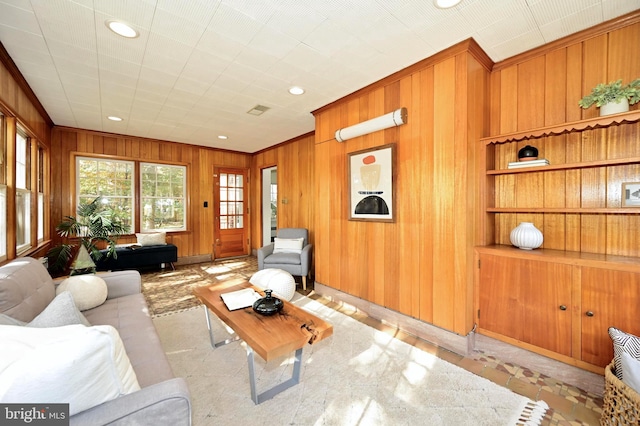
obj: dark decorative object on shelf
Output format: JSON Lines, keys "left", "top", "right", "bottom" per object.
{"left": 518, "top": 145, "right": 539, "bottom": 161}
{"left": 253, "top": 289, "right": 283, "bottom": 316}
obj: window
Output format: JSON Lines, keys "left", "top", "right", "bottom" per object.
{"left": 37, "top": 145, "right": 45, "bottom": 242}
{"left": 219, "top": 172, "right": 243, "bottom": 229}
{"left": 15, "top": 131, "right": 31, "bottom": 252}
{"left": 141, "top": 163, "right": 186, "bottom": 232}
{"left": 76, "top": 157, "right": 134, "bottom": 233}
{"left": 0, "top": 113, "right": 5, "bottom": 261}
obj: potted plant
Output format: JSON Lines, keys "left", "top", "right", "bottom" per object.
{"left": 47, "top": 197, "right": 127, "bottom": 276}
{"left": 578, "top": 78, "right": 640, "bottom": 116}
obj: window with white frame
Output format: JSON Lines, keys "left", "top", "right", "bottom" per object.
{"left": 0, "top": 113, "right": 5, "bottom": 261}
{"left": 15, "top": 130, "right": 31, "bottom": 252}
{"left": 37, "top": 145, "right": 45, "bottom": 242}
{"left": 140, "top": 163, "right": 186, "bottom": 232}
{"left": 76, "top": 157, "right": 134, "bottom": 233}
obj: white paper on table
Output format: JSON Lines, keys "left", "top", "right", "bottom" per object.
{"left": 220, "top": 288, "right": 261, "bottom": 311}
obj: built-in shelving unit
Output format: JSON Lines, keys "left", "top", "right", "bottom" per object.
{"left": 476, "top": 109, "right": 640, "bottom": 373}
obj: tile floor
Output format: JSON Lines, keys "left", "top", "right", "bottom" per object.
{"left": 305, "top": 292, "right": 605, "bottom": 425}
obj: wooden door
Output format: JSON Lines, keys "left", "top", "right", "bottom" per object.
{"left": 581, "top": 268, "right": 640, "bottom": 367}
{"left": 214, "top": 167, "right": 249, "bottom": 259}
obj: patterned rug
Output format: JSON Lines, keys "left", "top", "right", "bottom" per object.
{"left": 140, "top": 256, "right": 258, "bottom": 316}
{"left": 153, "top": 295, "right": 549, "bottom": 425}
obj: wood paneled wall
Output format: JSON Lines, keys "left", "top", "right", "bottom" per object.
{"left": 488, "top": 12, "right": 640, "bottom": 256}
{"left": 312, "top": 40, "right": 491, "bottom": 335}
{"left": 0, "top": 56, "right": 51, "bottom": 146}
{"left": 50, "top": 127, "right": 251, "bottom": 259}
{"left": 250, "top": 132, "right": 315, "bottom": 249}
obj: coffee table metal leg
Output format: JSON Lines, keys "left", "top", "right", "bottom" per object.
{"left": 246, "top": 346, "right": 303, "bottom": 404}
{"left": 203, "top": 306, "right": 239, "bottom": 348}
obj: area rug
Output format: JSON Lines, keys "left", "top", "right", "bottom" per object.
{"left": 140, "top": 257, "right": 257, "bottom": 316}
{"left": 153, "top": 295, "right": 548, "bottom": 426}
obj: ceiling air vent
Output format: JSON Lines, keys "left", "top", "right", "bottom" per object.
{"left": 247, "top": 105, "right": 270, "bottom": 116}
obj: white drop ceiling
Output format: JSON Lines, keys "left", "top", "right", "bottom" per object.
{"left": 0, "top": 0, "right": 637, "bottom": 153}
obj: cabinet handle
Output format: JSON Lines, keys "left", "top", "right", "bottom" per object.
{"left": 585, "top": 311, "right": 594, "bottom": 317}
{"left": 559, "top": 305, "right": 567, "bottom": 311}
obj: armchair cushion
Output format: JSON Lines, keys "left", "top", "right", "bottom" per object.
{"left": 273, "top": 237, "right": 304, "bottom": 254}
{"left": 264, "top": 252, "right": 303, "bottom": 265}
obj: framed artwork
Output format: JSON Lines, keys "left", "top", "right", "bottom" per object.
{"left": 348, "top": 143, "right": 396, "bottom": 222}
{"left": 622, "top": 182, "right": 640, "bottom": 207}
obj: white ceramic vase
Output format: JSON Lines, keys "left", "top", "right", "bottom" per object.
{"left": 510, "top": 222, "right": 543, "bottom": 250}
{"left": 600, "top": 98, "right": 629, "bottom": 116}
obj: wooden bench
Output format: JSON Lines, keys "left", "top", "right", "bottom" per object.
{"left": 96, "top": 244, "right": 178, "bottom": 271}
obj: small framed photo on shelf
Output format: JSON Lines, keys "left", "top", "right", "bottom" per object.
{"left": 622, "top": 182, "right": 640, "bottom": 207}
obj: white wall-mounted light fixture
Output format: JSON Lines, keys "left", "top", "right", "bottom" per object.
{"left": 335, "top": 107, "right": 407, "bottom": 142}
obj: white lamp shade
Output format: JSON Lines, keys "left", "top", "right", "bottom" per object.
{"left": 335, "top": 107, "right": 407, "bottom": 142}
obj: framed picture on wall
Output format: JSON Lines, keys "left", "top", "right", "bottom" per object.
{"left": 623, "top": 182, "right": 640, "bottom": 207}
{"left": 348, "top": 143, "right": 396, "bottom": 222}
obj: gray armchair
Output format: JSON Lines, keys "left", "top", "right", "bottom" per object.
{"left": 257, "top": 228, "right": 312, "bottom": 290}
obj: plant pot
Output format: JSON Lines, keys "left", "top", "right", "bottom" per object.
{"left": 600, "top": 98, "right": 629, "bottom": 116}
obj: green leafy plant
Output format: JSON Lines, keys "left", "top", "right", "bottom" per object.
{"left": 47, "top": 197, "right": 127, "bottom": 276}
{"left": 578, "top": 78, "right": 640, "bottom": 109}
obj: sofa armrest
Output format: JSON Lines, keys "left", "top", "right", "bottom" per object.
{"left": 99, "top": 270, "right": 142, "bottom": 299}
{"left": 257, "top": 244, "right": 274, "bottom": 269}
{"left": 70, "top": 378, "right": 191, "bottom": 426}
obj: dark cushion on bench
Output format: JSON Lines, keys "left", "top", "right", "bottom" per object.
{"left": 96, "top": 244, "right": 178, "bottom": 271}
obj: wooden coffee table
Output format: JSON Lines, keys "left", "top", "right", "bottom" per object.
{"left": 193, "top": 279, "right": 333, "bottom": 404}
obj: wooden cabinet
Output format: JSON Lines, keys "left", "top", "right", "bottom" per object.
{"left": 478, "top": 252, "right": 572, "bottom": 356}
{"left": 477, "top": 111, "right": 640, "bottom": 373}
{"left": 477, "top": 246, "right": 640, "bottom": 373}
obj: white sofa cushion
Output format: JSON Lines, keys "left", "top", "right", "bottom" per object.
{"left": 27, "top": 291, "right": 90, "bottom": 327}
{"left": 57, "top": 275, "right": 108, "bottom": 311}
{"left": 273, "top": 237, "right": 304, "bottom": 254}
{"left": 136, "top": 232, "right": 167, "bottom": 246}
{"left": 0, "top": 324, "right": 141, "bottom": 416}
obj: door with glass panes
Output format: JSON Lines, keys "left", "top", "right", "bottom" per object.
{"left": 214, "top": 168, "right": 249, "bottom": 259}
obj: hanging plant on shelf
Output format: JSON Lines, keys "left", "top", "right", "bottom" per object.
{"left": 47, "top": 197, "right": 127, "bottom": 277}
{"left": 578, "top": 78, "right": 640, "bottom": 116}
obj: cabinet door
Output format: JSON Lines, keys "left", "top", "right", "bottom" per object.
{"left": 479, "top": 254, "right": 524, "bottom": 340}
{"left": 479, "top": 254, "right": 572, "bottom": 355}
{"left": 581, "top": 268, "right": 640, "bottom": 367}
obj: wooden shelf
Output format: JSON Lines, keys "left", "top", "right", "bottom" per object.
{"left": 487, "top": 207, "right": 640, "bottom": 214}
{"left": 487, "top": 156, "right": 640, "bottom": 175}
{"left": 481, "top": 110, "right": 640, "bottom": 145}
{"left": 476, "top": 244, "right": 640, "bottom": 272}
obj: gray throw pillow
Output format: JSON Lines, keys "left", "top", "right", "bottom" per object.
{"left": 28, "top": 291, "right": 91, "bottom": 328}
{"left": 0, "top": 314, "right": 26, "bottom": 326}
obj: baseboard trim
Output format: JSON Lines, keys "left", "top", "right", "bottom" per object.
{"left": 313, "top": 282, "right": 471, "bottom": 356}
{"left": 175, "top": 254, "right": 211, "bottom": 265}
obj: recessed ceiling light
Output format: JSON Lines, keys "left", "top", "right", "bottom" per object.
{"left": 218, "top": 135, "right": 228, "bottom": 140}
{"left": 289, "top": 86, "right": 305, "bottom": 95}
{"left": 434, "top": 0, "right": 462, "bottom": 9}
{"left": 107, "top": 116, "right": 123, "bottom": 121}
{"left": 105, "top": 20, "right": 139, "bottom": 38}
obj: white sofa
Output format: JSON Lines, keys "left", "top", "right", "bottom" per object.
{"left": 0, "top": 257, "right": 191, "bottom": 425}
